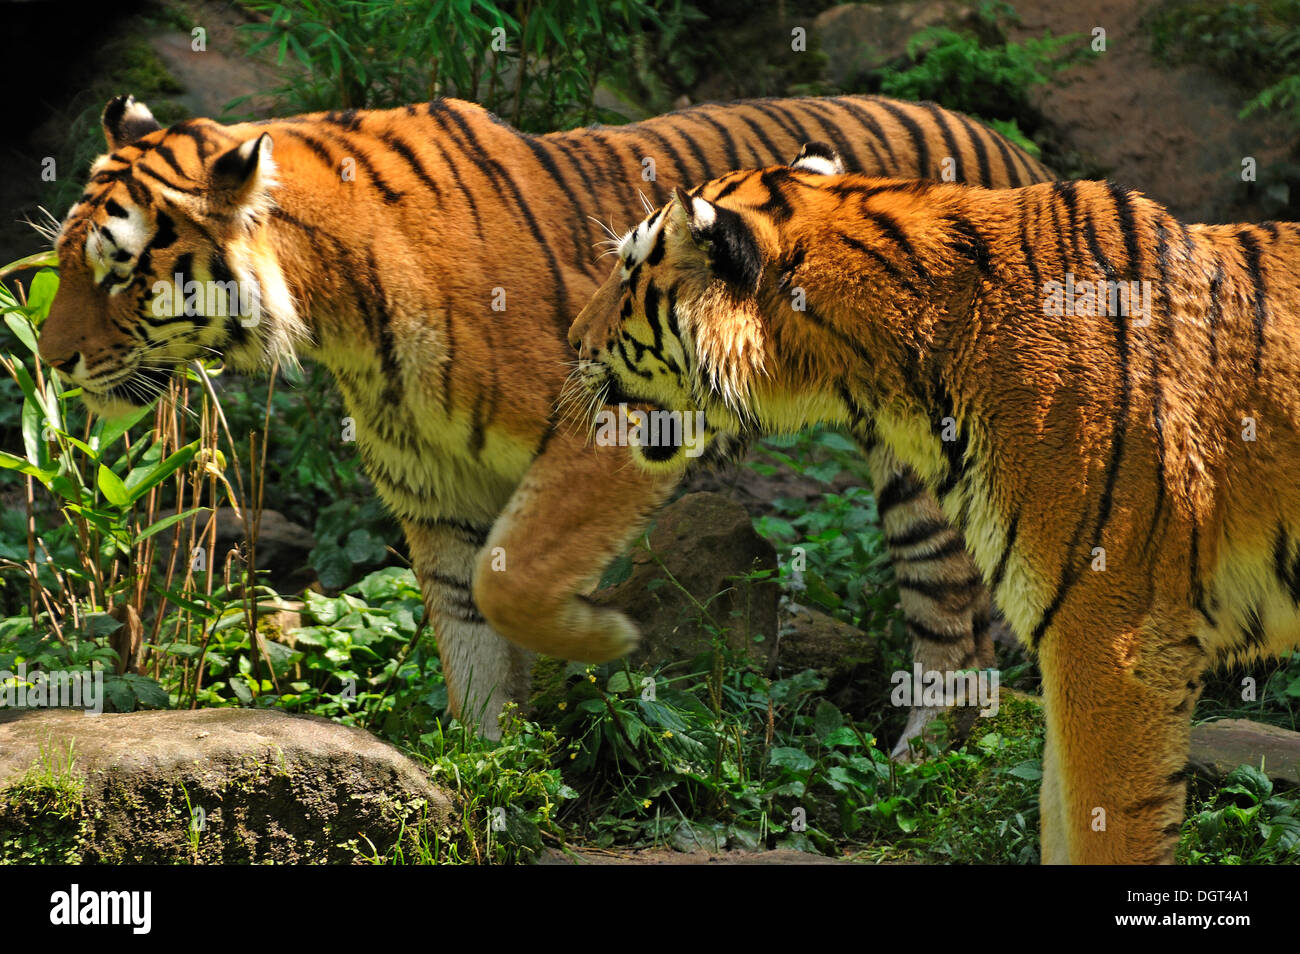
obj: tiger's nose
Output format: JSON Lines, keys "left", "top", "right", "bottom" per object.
{"left": 44, "top": 351, "right": 81, "bottom": 376}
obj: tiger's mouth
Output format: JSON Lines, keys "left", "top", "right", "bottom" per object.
{"left": 81, "top": 366, "right": 175, "bottom": 416}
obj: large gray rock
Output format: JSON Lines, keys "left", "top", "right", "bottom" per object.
{"left": 1189, "top": 719, "right": 1300, "bottom": 789}
{"left": 596, "top": 492, "right": 780, "bottom": 666}
{"left": 0, "top": 708, "right": 456, "bottom": 863}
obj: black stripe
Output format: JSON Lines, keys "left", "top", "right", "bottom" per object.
{"left": 863, "top": 208, "right": 930, "bottom": 283}
{"left": 1206, "top": 257, "right": 1224, "bottom": 366}
{"left": 376, "top": 130, "right": 444, "bottom": 205}
{"left": 795, "top": 100, "right": 869, "bottom": 173}
{"left": 876, "top": 469, "right": 926, "bottom": 514}
{"left": 897, "top": 535, "right": 968, "bottom": 563}
{"left": 897, "top": 574, "right": 984, "bottom": 603}
{"left": 923, "top": 102, "right": 965, "bottom": 181}
{"left": 885, "top": 518, "right": 953, "bottom": 549}
{"left": 152, "top": 143, "right": 188, "bottom": 179}
{"left": 948, "top": 110, "right": 993, "bottom": 187}
{"left": 437, "top": 103, "right": 572, "bottom": 331}
{"left": 989, "top": 512, "right": 1019, "bottom": 592}
{"left": 733, "top": 110, "right": 793, "bottom": 166}
{"left": 1238, "top": 229, "right": 1269, "bottom": 376}
{"left": 870, "top": 98, "right": 931, "bottom": 178}
{"left": 979, "top": 117, "right": 1025, "bottom": 187}
{"left": 905, "top": 618, "right": 972, "bottom": 645}
{"left": 750, "top": 103, "right": 818, "bottom": 165}
{"left": 687, "top": 109, "right": 742, "bottom": 171}
{"left": 829, "top": 97, "right": 897, "bottom": 169}
{"left": 311, "top": 128, "right": 405, "bottom": 203}
{"left": 422, "top": 104, "right": 486, "bottom": 240}
{"left": 520, "top": 135, "right": 590, "bottom": 271}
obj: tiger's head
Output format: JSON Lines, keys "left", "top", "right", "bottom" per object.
{"left": 38, "top": 95, "right": 302, "bottom": 418}
{"left": 569, "top": 143, "right": 850, "bottom": 472}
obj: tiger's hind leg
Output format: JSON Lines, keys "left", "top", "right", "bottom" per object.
{"left": 866, "top": 446, "right": 997, "bottom": 760}
{"left": 1037, "top": 611, "right": 1206, "bottom": 864}
{"left": 473, "top": 426, "right": 678, "bottom": 662}
{"left": 403, "top": 516, "right": 534, "bottom": 741}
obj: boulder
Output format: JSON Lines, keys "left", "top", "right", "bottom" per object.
{"left": 1189, "top": 718, "right": 1300, "bottom": 789}
{"left": 596, "top": 492, "right": 780, "bottom": 667}
{"left": 213, "top": 507, "right": 316, "bottom": 591}
{"left": 0, "top": 708, "right": 456, "bottom": 863}
{"left": 813, "top": 2, "right": 964, "bottom": 88}
{"left": 775, "top": 605, "right": 881, "bottom": 714}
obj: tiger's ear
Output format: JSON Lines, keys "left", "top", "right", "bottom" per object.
{"left": 211, "top": 133, "right": 275, "bottom": 201}
{"left": 102, "top": 95, "right": 162, "bottom": 151}
{"left": 790, "top": 141, "right": 844, "bottom": 175}
{"left": 671, "top": 185, "right": 763, "bottom": 295}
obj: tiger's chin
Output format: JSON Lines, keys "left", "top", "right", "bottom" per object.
{"left": 82, "top": 390, "right": 153, "bottom": 420}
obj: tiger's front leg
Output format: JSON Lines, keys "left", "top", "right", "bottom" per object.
{"left": 402, "top": 516, "right": 534, "bottom": 741}
{"left": 865, "top": 446, "right": 997, "bottom": 759}
{"left": 1037, "top": 612, "right": 1207, "bottom": 864}
{"left": 472, "top": 425, "right": 678, "bottom": 662}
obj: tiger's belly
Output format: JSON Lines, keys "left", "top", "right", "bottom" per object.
{"left": 1197, "top": 532, "right": 1300, "bottom": 664}
{"left": 324, "top": 356, "right": 541, "bottom": 525}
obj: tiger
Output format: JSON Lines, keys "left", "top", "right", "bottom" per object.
{"left": 567, "top": 142, "right": 1300, "bottom": 864}
{"left": 36, "top": 93, "right": 1051, "bottom": 743}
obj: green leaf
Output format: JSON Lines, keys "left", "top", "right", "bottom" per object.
{"left": 768, "top": 746, "right": 816, "bottom": 774}
{"left": 95, "top": 403, "right": 154, "bottom": 454}
{"left": 813, "top": 700, "right": 844, "bottom": 743}
{"left": 126, "top": 444, "right": 198, "bottom": 502}
{"left": 97, "top": 464, "right": 130, "bottom": 508}
{"left": 598, "top": 552, "right": 634, "bottom": 589}
{"left": 4, "top": 312, "right": 39, "bottom": 355}
{"left": 122, "top": 673, "right": 170, "bottom": 708}
{"left": 25, "top": 269, "right": 59, "bottom": 318}
{"left": 133, "top": 507, "right": 210, "bottom": 545}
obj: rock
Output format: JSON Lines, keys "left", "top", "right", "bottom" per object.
{"left": 1189, "top": 719, "right": 1300, "bottom": 790}
{"left": 213, "top": 507, "right": 316, "bottom": 591}
{"left": 813, "top": 2, "right": 964, "bottom": 88}
{"left": 0, "top": 708, "right": 456, "bottom": 863}
{"left": 595, "top": 492, "right": 780, "bottom": 666}
{"left": 775, "top": 605, "right": 880, "bottom": 713}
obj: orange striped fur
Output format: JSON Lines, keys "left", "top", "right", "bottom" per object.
{"left": 39, "top": 94, "right": 1048, "bottom": 740}
{"left": 570, "top": 146, "right": 1300, "bottom": 863}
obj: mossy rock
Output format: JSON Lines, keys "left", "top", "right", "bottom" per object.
{"left": 0, "top": 708, "right": 458, "bottom": 864}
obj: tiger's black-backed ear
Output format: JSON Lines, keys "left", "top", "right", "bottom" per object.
{"left": 790, "top": 142, "right": 844, "bottom": 175}
{"left": 672, "top": 186, "right": 763, "bottom": 294}
{"left": 102, "top": 95, "right": 162, "bottom": 151}
{"left": 211, "top": 133, "right": 274, "bottom": 196}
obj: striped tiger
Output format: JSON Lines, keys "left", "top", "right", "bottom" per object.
{"left": 568, "top": 143, "right": 1300, "bottom": 863}
{"left": 37, "top": 93, "right": 1049, "bottom": 741}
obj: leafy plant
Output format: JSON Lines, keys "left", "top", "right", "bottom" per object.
{"left": 237, "top": 0, "right": 668, "bottom": 131}
{"left": 867, "top": 0, "right": 1084, "bottom": 145}
{"left": 1148, "top": 0, "right": 1300, "bottom": 127}
{"left": 1181, "top": 764, "right": 1300, "bottom": 864}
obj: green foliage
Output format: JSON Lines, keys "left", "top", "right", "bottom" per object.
{"left": 237, "top": 0, "right": 668, "bottom": 131}
{"left": 410, "top": 709, "right": 577, "bottom": 864}
{"left": 870, "top": 1, "right": 1084, "bottom": 136}
{"left": 1148, "top": 0, "right": 1300, "bottom": 126}
{"left": 1181, "top": 765, "right": 1300, "bottom": 864}
{"left": 750, "top": 429, "right": 901, "bottom": 635}
{"left": 310, "top": 495, "right": 401, "bottom": 590}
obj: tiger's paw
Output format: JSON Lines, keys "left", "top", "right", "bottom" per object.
{"left": 473, "top": 573, "right": 640, "bottom": 663}
{"left": 890, "top": 705, "right": 947, "bottom": 762}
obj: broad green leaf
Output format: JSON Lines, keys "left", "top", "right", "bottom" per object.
{"left": 4, "top": 312, "right": 38, "bottom": 355}
{"left": 126, "top": 444, "right": 198, "bottom": 502}
{"left": 25, "top": 269, "right": 59, "bottom": 318}
{"left": 97, "top": 464, "right": 130, "bottom": 508}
